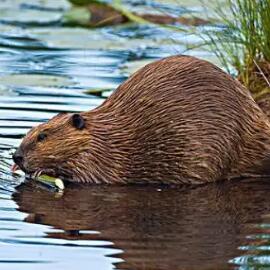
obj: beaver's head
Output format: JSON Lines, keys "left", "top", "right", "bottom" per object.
{"left": 12, "top": 112, "right": 90, "bottom": 179}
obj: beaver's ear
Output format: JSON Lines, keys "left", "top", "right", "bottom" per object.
{"left": 71, "top": 114, "right": 85, "bottom": 130}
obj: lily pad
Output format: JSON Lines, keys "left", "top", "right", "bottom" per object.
{"left": 0, "top": 0, "right": 70, "bottom": 10}
{"left": 0, "top": 74, "right": 74, "bottom": 88}
{"left": 120, "top": 59, "right": 155, "bottom": 75}
{"left": 0, "top": 8, "right": 62, "bottom": 25}
{"left": 62, "top": 6, "right": 91, "bottom": 26}
{"left": 84, "top": 87, "right": 113, "bottom": 95}
{"left": 68, "top": 0, "right": 100, "bottom": 5}
{"left": 30, "top": 26, "right": 182, "bottom": 50}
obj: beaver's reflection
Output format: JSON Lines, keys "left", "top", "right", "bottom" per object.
{"left": 12, "top": 179, "right": 270, "bottom": 270}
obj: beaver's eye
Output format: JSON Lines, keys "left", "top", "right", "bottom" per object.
{"left": 37, "top": 133, "right": 47, "bottom": 142}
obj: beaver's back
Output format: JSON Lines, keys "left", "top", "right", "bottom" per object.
{"left": 94, "top": 56, "right": 270, "bottom": 184}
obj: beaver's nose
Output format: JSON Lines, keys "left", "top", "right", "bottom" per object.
{"left": 12, "top": 150, "right": 24, "bottom": 167}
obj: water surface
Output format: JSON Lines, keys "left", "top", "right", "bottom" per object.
{"left": 0, "top": 0, "right": 269, "bottom": 269}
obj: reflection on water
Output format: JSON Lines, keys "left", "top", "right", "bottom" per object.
{"left": 0, "top": 0, "right": 269, "bottom": 269}
{"left": 12, "top": 179, "right": 270, "bottom": 270}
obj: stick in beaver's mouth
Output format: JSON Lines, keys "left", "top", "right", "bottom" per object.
{"left": 10, "top": 164, "right": 65, "bottom": 191}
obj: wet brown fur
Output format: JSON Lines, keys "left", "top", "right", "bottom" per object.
{"left": 15, "top": 55, "right": 270, "bottom": 184}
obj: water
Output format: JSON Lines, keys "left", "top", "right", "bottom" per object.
{"left": 0, "top": 0, "right": 269, "bottom": 269}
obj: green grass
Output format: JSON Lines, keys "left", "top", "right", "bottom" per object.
{"left": 204, "top": 0, "right": 270, "bottom": 97}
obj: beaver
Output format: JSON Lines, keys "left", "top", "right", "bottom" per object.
{"left": 12, "top": 55, "right": 270, "bottom": 184}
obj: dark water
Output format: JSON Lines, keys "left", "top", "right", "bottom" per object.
{"left": 0, "top": 0, "right": 269, "bottom": 269}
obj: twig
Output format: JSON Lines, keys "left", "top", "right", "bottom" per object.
{"left": 253, "top": 59, "right": 270, "bottom": 87}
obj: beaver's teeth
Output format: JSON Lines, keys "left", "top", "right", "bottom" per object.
{"left": 37, "top": 170, "right": 43, "bottom": 178}
{"left": 36, "top": 170, "right": 41, "bottom": 178}
{"left": 33, "top": 171, "right": 39, "bottom": 179}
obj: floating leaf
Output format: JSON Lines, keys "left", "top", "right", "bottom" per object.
{"left": 68, "top": 0, "right": 101, "bottom": 5}
{"left": 0, "top": 74, "right": 74, "bottom": 88}
{"left": 62, "top": 6, "right": 91, "bottom": 26}
{"left": 121, "top": 59, "right": 154, "bottom": 75}
{"left": 84, "top": 87, "right": 113, "bottom": 96}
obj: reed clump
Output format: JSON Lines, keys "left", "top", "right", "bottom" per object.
{"left": 205, "top": 0, "right": 270, "bottom": 100}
